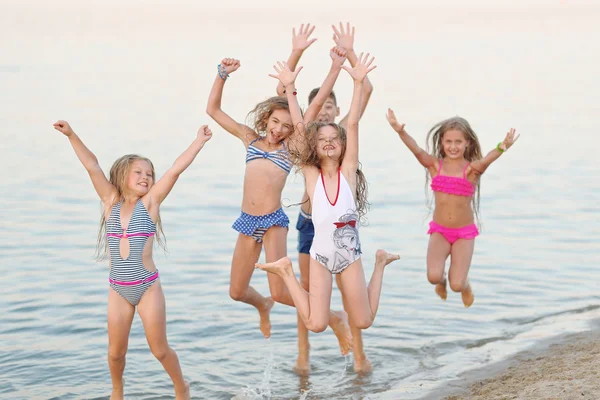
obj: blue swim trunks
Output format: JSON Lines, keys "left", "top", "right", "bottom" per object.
{"left": 232, "top": 208, "right": 289, "bottom": 243}
{"left": 296, "top": 209, "right": 314, "bottom": 254}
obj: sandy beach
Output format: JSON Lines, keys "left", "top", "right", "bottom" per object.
{"left": 437, "top": 329, "right": 600, "bottom": 400}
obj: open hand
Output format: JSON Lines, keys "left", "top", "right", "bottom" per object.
{"left": 332, "top": 22, "right": 355, "bottom": 52}
{"left": 330, "top": 46, "right": 347, "bottom": 68}
{"left": 386, "top": 109, "right": 406, "bottom": 133}
{"left": 500, "top": 128, "right": 519, "bottom": 151}
{"left": 268, "top": 61, "right": 303, "bottom": 88}
{"left": 292, "top": 23, "right": 317, "bottom": 52}
{"left": 220, "top": 58, "right": 241, "bottom": 75}
{"left": 53, "top": 120, "right": 75, "bottom": 137}
{"left": 342, "top": 52, "right": 376, "bottom": 82}
{"left": 197, "top": 125, "right": 213, "bottom": 144}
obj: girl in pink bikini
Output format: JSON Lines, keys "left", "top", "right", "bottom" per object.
{"left": 386, "top": 110, "right": 519, "bottom": 307}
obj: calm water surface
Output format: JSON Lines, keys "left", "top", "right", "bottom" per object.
{"left": 1, "top": 1, "right": 599, "bottom": 399}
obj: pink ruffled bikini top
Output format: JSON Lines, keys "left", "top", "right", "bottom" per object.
{"left": 430, "top": 159, "right": 475, "bottom": 197}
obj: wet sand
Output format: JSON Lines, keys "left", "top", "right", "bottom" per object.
{"left": 434, "top": 329, "right": 600, "bottom": 400}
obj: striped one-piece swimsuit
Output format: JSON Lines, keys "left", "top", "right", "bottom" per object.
{"left": 106, "top": 199, "right": 158, "bottom": 306}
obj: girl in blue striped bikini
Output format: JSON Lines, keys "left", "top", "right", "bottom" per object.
{"left": 53, "top": 120, "right": 212, "bottom": 400}
{"left": 206, "top": 56, "right": 353, "bottom": 346}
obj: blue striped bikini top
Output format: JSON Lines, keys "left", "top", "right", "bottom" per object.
{"left": 245, "top": 137, "right": 292, "bottom": 174}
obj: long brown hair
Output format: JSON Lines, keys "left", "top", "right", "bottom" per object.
{"left": 95, "top": 154, "right": 167, "bottom": 261}
{"left": 425, "top": 117, "right": 483, "bottom": 224}
{"left": 290, "top": 122, "right": 369, "bottom": 221}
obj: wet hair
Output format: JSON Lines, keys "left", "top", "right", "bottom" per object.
{"left": 246, "top": 96, "right": 290, "bottom": 136}
{"left": 95, "top": 154, "right": 167, "bottom": 261}
{"left": 290, "top": 122, "right": 369, "bottom": 220}
{"left": 308, "top": 88, "right": 337, "bottom": 106}
{"left": 425, "top": 117, "right": 483, "bottom": 224}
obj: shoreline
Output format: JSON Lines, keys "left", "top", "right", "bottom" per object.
{"left": 421, "top": 328, "right": 600, "bottom": 400}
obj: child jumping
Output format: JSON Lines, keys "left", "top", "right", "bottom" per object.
{"left": 386, "top": 109, "right": 519, "bottom": 307}
{"left": 257, "top": 53, "right": 400, "bottom": 339}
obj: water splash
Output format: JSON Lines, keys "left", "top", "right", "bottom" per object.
{"left": 233, "top": 339, "right": 275, "bottom": 400}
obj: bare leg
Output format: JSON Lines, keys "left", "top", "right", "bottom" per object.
{"left": 427, "top": 233, "right": 451, "bottom": 301}
{"left": 229, "top": 233, "right": 274, "bottom": 338}
{"left": 256, "top": 257, "right": 332, "bottom": 332}
{"left": 338, "top": 250, "right": 400, "bottom": 330}
{"left": 294, "top": 253, "right": 311, "bottom": 376}
{"left": 138, "top": 280, "right": 190, "bottom": 400}
{"left": 107, "top": 288, "right": 135, "bottom": 400}
{"left": 448, "top": 239, "right": 476, "bottom": 307}
{"left": 336, "top": 275, "right": 371, "bottom": 374}
{"left": 262, "top": 226, "right": 295, "bottom": 307}
{"left": 137, "top": 282, "right": 189, "bottom": 400}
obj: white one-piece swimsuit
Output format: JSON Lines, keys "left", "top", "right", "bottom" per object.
{"left": 309, "top": 168, "right": 362, "bottom": 274}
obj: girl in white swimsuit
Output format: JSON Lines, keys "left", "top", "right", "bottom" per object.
{"left": 257, "top": 53, "right": 401, "bottom": 334}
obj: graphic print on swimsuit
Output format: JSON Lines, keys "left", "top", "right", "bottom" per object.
{"left": 310, "top": 169, "right": 362, "bottom": 274}
{"left": 317, "top": 211, "right": 361, "bottom": 274}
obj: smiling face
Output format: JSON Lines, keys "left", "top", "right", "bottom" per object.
{"left": 265, "top": 108, "right": 293, "bottom": 145}
{"left": 315, "top": 97, "right": 340, "bottom": 123}
{"left": 125, "top": 159, "right": 154, "bottom": 196}
{"left": 441, "top": 128, "right": 469, "bottom": 160}
{"left": 316, "top": 124, "right": 344, "bottom": 161}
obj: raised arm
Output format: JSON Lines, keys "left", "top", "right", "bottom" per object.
{"left": 148, "top": 126, "right": 213, "bottom": 207}
{"left": 53, "top": 120, "right": 117, "bottom": 204}
{"left": 340, "top": 52, "right": 376, "bottom": 170}
{"left": 386, "top": 109, "right": 437, "bottom": 169}
{"left": 302, "top": 46, "right": 347, "bottom": 123}
{"left": 269, "top": 61, "right": 305, "bottom": 149}
{"left": 333, "top": 23, "right": 374, "bottom": 128}
{"left": 470, "top": 128, "right": 519, "bottom": 175}
{"left": 275, "top": 24, "right": 317, "bottom": 96}
{"left": 206, "top": 58, "right": 257, "bottom": 147}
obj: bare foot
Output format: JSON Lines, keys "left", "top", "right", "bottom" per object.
{"left": 354, "top": 356, "right": 373, "bottom": 375}
{"left": 329, "top": 310, "right": 353, "bottom": 355}
{"left": 110, "top": 388, "right": 124, "bottom": 400}
{"left": 258, "top": 297, "right": 274, "bottom": 338}
{"left": 293, "top": 352, "right": 310, "bottom": 376}
{"left": 375, "top": 249, "right": 400, "bottom": 268}
{"left": 435, "top": 278, "right": 448, "bottom": 301}
{"left": 175, "top": 380, "right": 190, "bottom": 400}
{"left": 255, "top": 257, "right": 294, "bottom": 277}
{"left": 461, "top": 284, "right": 475, "bottom": 308}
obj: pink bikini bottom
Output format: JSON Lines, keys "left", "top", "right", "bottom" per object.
{"left": 428, "top": 221, "right": 479, "bottom": 244}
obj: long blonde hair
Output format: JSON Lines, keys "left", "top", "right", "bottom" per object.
{"left": 95, "top": 154, "right": 166, "bottom": 261}
{"left": 425, "top": 117, "right": 483, "bottom": 224}
{"left": 290, "top": 122, "right": 369, "bottom": 221}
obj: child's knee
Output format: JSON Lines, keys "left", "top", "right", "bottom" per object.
{"left": 108, "top": 347, "right": 127, "bottom": 362}
{"left": 427, "top": 269, "right": 444, "bottom": 285}
{"left": 449, "top": 278, "right": 467, "bottom": 293}
{"left": 306, "top": 319, "right": 328, "bottom": 333}
{"left": 270, "top": 286, "right": 288, "bottom": 304}
{"left": 229, "top": 285, "right": 247, "bottom": 302}
{"left": 353, "top": 315, "right": 373, "bottom": 330}
{"left": 150, "top": 344, "right": 170, "bottom": 361}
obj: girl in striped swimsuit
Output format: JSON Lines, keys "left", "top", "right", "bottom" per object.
{"left": 53, "top": 120, "right": 212, "bottom": 400}
{"left": 386, "top": 110, "right": 519, "bottom": 307}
